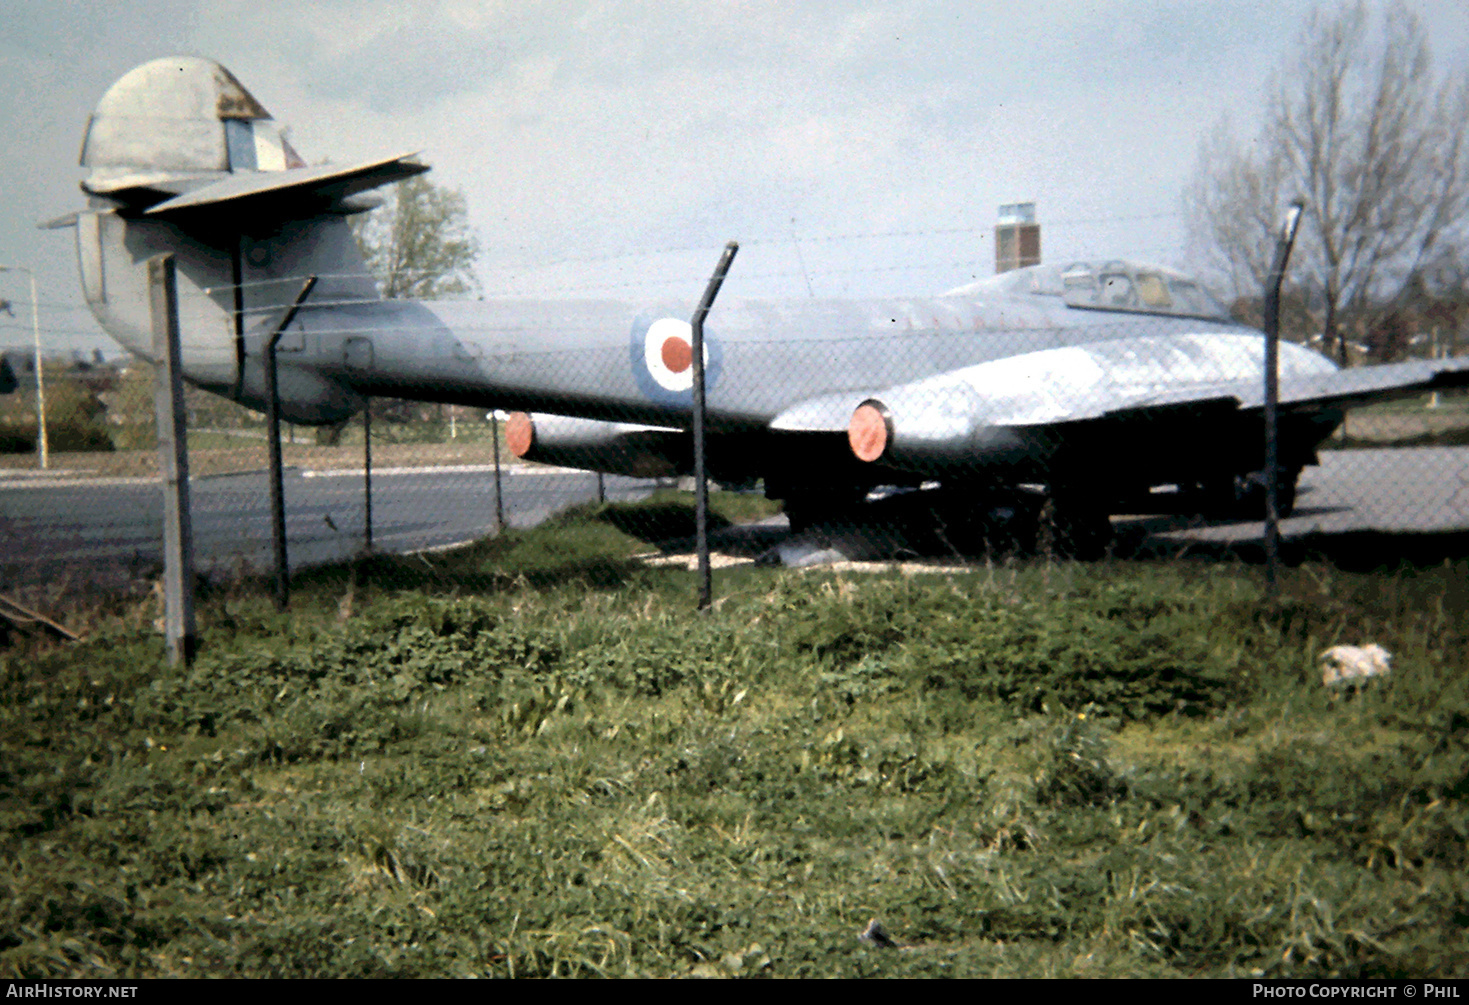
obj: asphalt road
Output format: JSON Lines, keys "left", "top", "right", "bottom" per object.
{"left": 1130, "top": 446, "right": 1469, "bottom": 544}
{"left": 0, "top": 464, "right": 655, "bottom": 591}
{"left": 4, "top": 447, "right": 1469, "bottom": 590}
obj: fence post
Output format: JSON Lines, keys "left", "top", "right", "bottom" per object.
{"left": 491, "top": 410, "right": 506, "bottom": 531}
{"left": 148, "top": 254, "right": 196, "bottom": 665}
{"left": 265, "top": 344, "right": 288, "bottom": 609}
{"left": 363, "top": 397, "right": 373, "bottom": 554}
{"left": 264, "top": 276, "right": 318, "bottom": 611}
{"left": 690, "top": 241, "right": 739, "bottom": 612}
{"left": 1263, "top": 199, "right": 1304, "bottom": 599}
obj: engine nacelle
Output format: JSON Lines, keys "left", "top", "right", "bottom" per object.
{"left": 505, "top": 412, "right": 689, "bottom": 477}
{"left": 847, "top": 396, "right": 1044, "bottom": 476}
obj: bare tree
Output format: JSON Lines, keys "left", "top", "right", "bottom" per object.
{"left": 1187, "top": 2, "right": 1469, "bottom": 364}
{"left": 1187, "top": 119, "right": 1292, "bottom": 301}
{"left": 352, "top": 176, "right": 480, "bottom": 300}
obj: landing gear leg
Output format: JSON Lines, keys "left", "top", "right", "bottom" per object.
{"left": 1270, "top": 466, "right": 1300, "bottom": 519}
{"left": 1040, "top": 488, "right": 1113, "bottom": 560}
{"left": 781, "top": 486, "right": 868, "bottom": 533}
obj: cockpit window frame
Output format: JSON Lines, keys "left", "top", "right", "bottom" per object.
{"left": 944, "top": 260, "right": 1233, "bottom": 322}
{"left": 1054, "top": 260, "right": 1231, "bottom": 322}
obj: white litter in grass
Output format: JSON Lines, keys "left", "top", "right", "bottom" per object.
{"left": 1319, "top": 644, "right": 1392, "bottom": 686}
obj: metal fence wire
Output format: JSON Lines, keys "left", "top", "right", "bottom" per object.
{"left": 4, "top": 258, "right": 1469, "bottom": 609}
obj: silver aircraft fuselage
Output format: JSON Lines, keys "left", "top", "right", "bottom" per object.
{"left": 292, "top": 293, "right": 1252, "bottom": 430}
{"left": 66, "top": 56, "right": 1469, "bottom": 516}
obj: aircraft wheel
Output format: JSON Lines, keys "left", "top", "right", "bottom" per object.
{"left": 958, "top": 490, "right": 1044, "bottom": 558}
{"left": 1230, "top": 467, "right": 1301, "bottom": 519}
{"left": 1192, "top": 467, "right": 1300, "bottom": 520}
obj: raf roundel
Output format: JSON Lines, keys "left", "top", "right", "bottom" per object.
{"left": 642, "top": 317, "right": 706, "bottom": 393}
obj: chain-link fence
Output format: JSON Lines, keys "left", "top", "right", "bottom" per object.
{"left": 5, "top": 311, "right": 1469, "bottom": 612}
{"left": 0, "top": 402, "right": 663, "bottom": 594}
{"left": 5, "top": 232, "right": 1469, "bottom": 622}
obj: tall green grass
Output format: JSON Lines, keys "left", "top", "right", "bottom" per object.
{"left": 2, "top": 515, "right": 1466, "bottom": 977}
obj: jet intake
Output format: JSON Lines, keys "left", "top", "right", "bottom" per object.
{"left": 847, "top": 388, "right": 1041, "bottom": 476}
{"left": 505, "top": 413, "right": 690, "bottom": 478}
{"left": 847, "top": 401, "right": 891, "bottom": 462}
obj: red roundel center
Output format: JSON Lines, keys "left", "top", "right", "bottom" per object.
{"left": 660, "top": 336, "right": 693, "bottom": 374}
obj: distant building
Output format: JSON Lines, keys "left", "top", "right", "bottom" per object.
{"left": 996, "top": 202, "right": 1041, "bottom": 273}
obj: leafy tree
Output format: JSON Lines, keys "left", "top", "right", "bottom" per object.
{"left": 339, "top": 176, "right": 481, "bottom": 443}
{"left": 1187, "top": 1, "right": 1469, "bottom": 364}
{"left": 352, "top": 176, "right": 480, "bottom": 300}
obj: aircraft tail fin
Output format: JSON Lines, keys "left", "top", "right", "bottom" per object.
{"left": 67, "top": 57, "right": 387, "bottom": 425}
{"left": 78, "top": 56, "right": 426, "bottom": 220}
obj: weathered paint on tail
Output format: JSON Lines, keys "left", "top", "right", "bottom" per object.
{"left": 70, "top": 57, "right": 414, "bottom": 424}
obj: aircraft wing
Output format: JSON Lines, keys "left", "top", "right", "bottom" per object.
{"left": 1089, "top": 360, "right": 1469, "bottom": 424}
{"left": 1255, "top": 356, "right": 1469, "bottom": 412}
{"left": 768, "top": 335, "right": 1469, "bottom": 470}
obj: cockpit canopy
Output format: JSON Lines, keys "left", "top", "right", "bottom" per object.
{"left": 947, "top": 260, "right": 1232, "bottom": 321}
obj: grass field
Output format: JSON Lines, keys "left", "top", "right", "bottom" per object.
{"left": 3, "top": 497, "right": 1468, "bottom": 978}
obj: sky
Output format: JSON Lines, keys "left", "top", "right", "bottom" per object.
{"left": 1, "top": 0, "right": 1466, "bottom": 357}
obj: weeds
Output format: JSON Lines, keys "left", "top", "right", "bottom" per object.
{"left": 1, "top": 520, "right": 1467, "bottom": 977}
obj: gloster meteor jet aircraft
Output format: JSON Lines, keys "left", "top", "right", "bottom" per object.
{"left": 53, "top": 58, "right": 1469, "bottom": 555}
